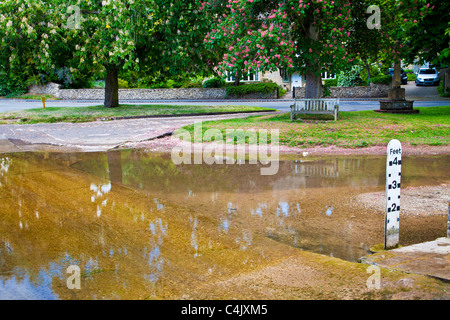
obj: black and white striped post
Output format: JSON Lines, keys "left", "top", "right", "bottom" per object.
{"left": 385, "top": 139, "right": 402, "bottom": 249}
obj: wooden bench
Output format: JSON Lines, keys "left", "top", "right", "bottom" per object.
{"left": 290, "top": 98, "right": 340, "bottom": 121}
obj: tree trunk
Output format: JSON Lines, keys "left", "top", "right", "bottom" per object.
{"left": 365, "top": 60, "right": 371, "bottom": 85}
{"left": 107, "top": 151, "right": 122, "bottom": 185}
{"left": 234, "top": 71, "right": 241, "bottom": 86}
{"left": 304, "top": 24, "right": 323, "bottom": 98}
{"left": 392, "top": 60, "right": 401, "bottom": 88}
{"left": 104, "top": 64, "right": 119, "bottom": 108}
{"left": 304, "top": 69, "right": 323, "bottom": 98}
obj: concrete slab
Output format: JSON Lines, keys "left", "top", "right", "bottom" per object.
{"left": 361, "top": 237, "right": 450, "bottom": 282}
{"left": 0, "top": 112, "right": 277, "bottom": 153}
{"left": 0, "top": 134, "right": 20, "bottom": 153}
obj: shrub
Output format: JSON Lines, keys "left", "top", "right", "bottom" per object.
{"left": 407, "top": 73, "right": 416, "bottom": 81}
{"left": 438, "top": 79, "right": 450, "bottom": 97}
{"left": 203, "top": 77, "right": 226, "bottom": 88}
{"left": 225, "top": 82, "right": 278, "bottom": 97}
{"left": 324, "top": 78, "right": 338, "bottom": 87}
{"left": 180, "top": 79, "right": 203, "bottom": 88}
{"left": 370, "top": 74, "right": 392, "bottom": 85}
{"left": 118, "top": 78, "right": 129, "bottom": 89}
{"left": 337, "top": 65, "right": 365, "bottom": 87}
{"left": 0, "top": 72, "right": 27, "bottom": 97}
{"left": 359, "top": 65, "right": 382, "bottom": 84}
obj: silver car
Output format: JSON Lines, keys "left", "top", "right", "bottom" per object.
{"left": 415, "top": 68, "right": 440, "bottom": 86}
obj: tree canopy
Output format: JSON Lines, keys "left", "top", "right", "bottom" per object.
{"left": 0, "top": 0, "right": 216, "bottom": 106}
{"left": 203, "top": 0, "right": 355, "bottom": 97}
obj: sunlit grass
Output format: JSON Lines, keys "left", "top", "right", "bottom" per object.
{"left": 0, "top": 104, "right": 275, "bottom": 124}
{"left": 183, "top": 106, "right": 450, "bottom": 148}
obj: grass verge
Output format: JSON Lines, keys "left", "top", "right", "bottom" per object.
{"left": 0, "top": 104, "right": 276, "bottom": 124}
{"left": 182, "top": 106, "right": 450, "bottom": 148}
{"left": 0, "top": 93, "right": 60, "bottom": 100}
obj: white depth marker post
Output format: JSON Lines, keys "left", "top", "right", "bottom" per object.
{"left": 385, "top": 139, "right": 402, "bottom": 249}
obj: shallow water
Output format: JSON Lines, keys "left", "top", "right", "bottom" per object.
{"left": 0, "top": 151, "right": 448, "bottom": 299}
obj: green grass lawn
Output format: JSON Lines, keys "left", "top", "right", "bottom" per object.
{"left": 182, "top": 106, "right": 450, "bottom": 148}
{"left": 0, "top": 93, "right": 60, "bottom": 100}
{"left": 0, "top": 104, "right": 276, "bottom": 124}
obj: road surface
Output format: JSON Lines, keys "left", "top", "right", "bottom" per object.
{"left": 1, "top": 81, "right": 448, "bottom": 113}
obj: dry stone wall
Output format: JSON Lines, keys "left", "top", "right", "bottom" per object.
{"left": 28, "top": 83, "right": 277, "bottom": 100}
{"left": 294, "top": 83, "right": 389, "bottom": 98}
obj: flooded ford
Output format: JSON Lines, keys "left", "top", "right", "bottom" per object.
{"left": 0, "top": 151, "right": 448, "bottom": 299}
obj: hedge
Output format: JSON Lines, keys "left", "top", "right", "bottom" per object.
{"left": 203, "top": 78, "right": 225, "bottom": 88}
{"left": 225, "top": 82, "right": 279, "bottom": 97}
{"left": 370, "top": 74, "right": 392, "bottom": 85}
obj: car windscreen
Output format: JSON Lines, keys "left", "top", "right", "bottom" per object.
{"left": 419, "top": 69, "right": 436, "bottom": 74}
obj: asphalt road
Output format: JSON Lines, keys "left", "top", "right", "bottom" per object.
{"left": 0, "top": 81, "right": 449, "bottom": 113}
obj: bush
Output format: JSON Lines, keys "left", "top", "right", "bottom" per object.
{"left": 324, "top": 78, "right": 338, "bottom": 87}
{"left": 225, "top": 82, "right": 278, "bottom": 97}
{"left": 359, "top": 65, "right": 382, "bottom": 84}
{"left": 180, "top": 79, "right": 203, "bottom": 88}
{"left": 337, "top": 65, "right": 365, "bottom": 87}
{"left": 370, "top": 74, "right": 392, "bottom": 85}
{"left": 203, "top": 77, "right": 226, "bottom": 88}
{"left": 118, "top": 78, "right": 129, "bottom": 89}
{"left": 0, "top": 72, "right": 27, "bottom": 97}
{"left": 407, "top": 73, "right": 416, "bottom": 81}
{"left": 438, "top": 79, "right": 450, "bottom": 97}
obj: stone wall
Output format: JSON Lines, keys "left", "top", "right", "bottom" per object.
{"left": 58, "top": 88, "right": 228, "bottom": 100}
{"left": 294, "top": 83, "right": 389, "bottom": 98}
{"left": 28, "top": 82, "right": 278, "bottom": 100}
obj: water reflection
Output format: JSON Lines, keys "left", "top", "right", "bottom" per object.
{"left": 0, "top": 151, "right": 448, "bottom": 299}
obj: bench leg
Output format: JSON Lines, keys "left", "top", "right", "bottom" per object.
{"left": 334, "top": 105, "right": 339, "bottom": 121}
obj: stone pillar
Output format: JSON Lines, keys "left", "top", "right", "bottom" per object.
{"left": 393, "top": 61, "right": 401, "bottom": 89}
{"left": 375, "top": 60, "right": 417, "bottom": 114}
{"left": 388, "top": 61, "right": 406, "bottom": 101}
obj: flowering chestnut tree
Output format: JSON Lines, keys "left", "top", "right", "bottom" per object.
{"left": 63, "top": 0, "right": 215, "bottom": 108}
{"left": 1, "top": 0, "right": 215, "bottom": 107}
{"left": 0, "top": 0, "right": 65, "bottom": 95}
{"left": 203, "top": 0, "right": 355, "bottom": 98}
